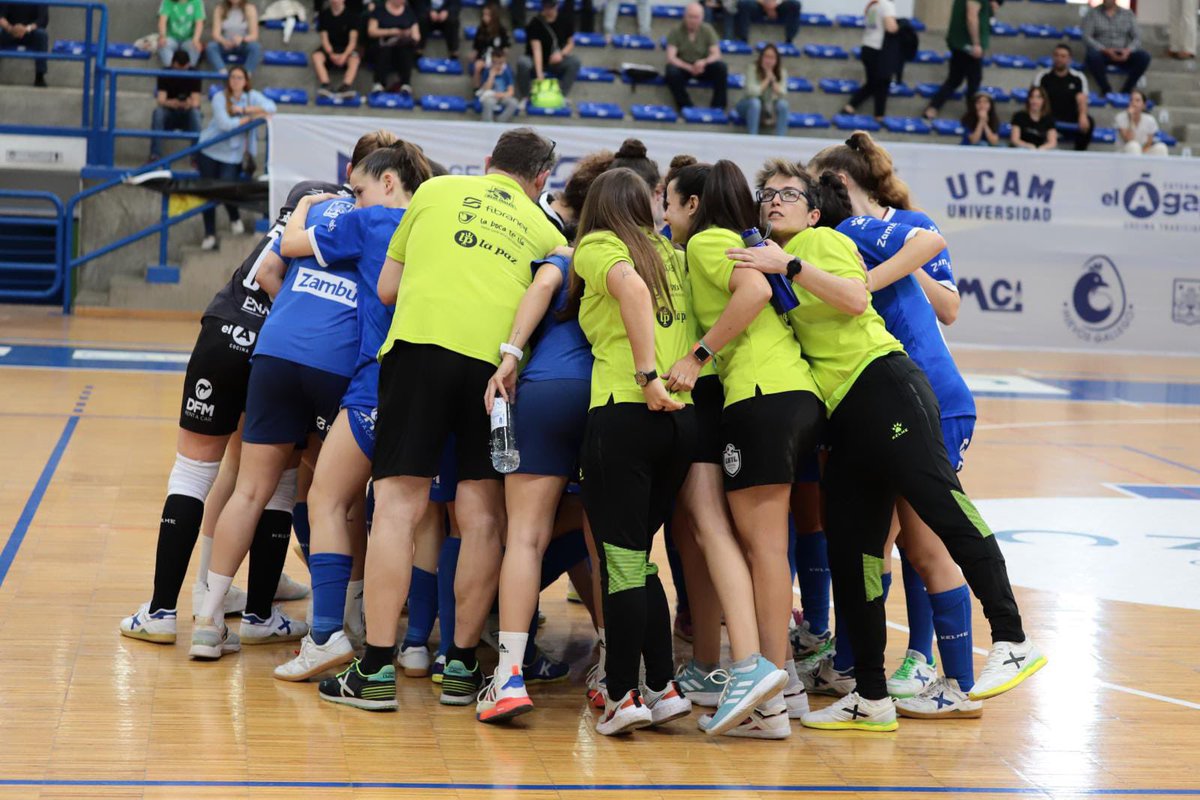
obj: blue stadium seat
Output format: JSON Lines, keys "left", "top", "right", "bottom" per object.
{"left": 652, "top": 4, "right": 685, "bottom": 18}
{"left": 578, "top": 66, "right": 615, "bottom": 82}
{"left": 630, "top": 104, "right": 677, "bottom": 122}
{"left": 418, "top": 57, "right": 464, "bottom": 75}
{"left": 799, "top": 13, "right": 833, "bottom": 26}
{"left": 1055, "top": 121, "right": 1080, "bottom": 134}
{"left": 619, "top": 3, "right": 638, "bottom": 15}
{"left": 421, "top": 94, "right": 468, "bottom": 112}
{"left": 463, "top": 25, "right": 476, "bottom": 38}
{"left": 883, "top": 116, "right": 931, "bottom": 134}
{"left": 836, "top": 14, "right": 865, "bottom": 28}
{"left": 1028, "top": 0, "right": 1067, "bottom": 4}
{"left": 992, "top": 53, "right": 1037, "bottom": 69}
{"left": 804, "top": 43, "right": 849, "bottom": 59}
{"left": 1020, "top": 23, "right": 1062, "bottom": 38}
{"left": 1037, "top": 55, "right": 1082, "bottom": 70}
{"left": 720, "top": 39, "right": 754, "bottom": 55}
{"left": 263, "top": 87, "right": 309, "bottom": 105}
{"left": 786, "top": 76, "right": 813, "bottom": 92}
{"left": 917, "top": 82, "right": 962, "bottom": 100}
{"left": 932, "top": 119, "right": 965, "bottom": 137}
{"left": 574, "top": 32, "right": 607, "bottom": 47}
{"left": 1088, "top": 91, "right": 1108, "bottom": 107}
{"left": 757, "top": 41, "right": 800, "bottom": 57}
{"left": 833, "top": 113, "right": 880, "bottom": 131}
{"left": 915, "top": 49, "right": 948, "bottom": 64}
{"left": 1107, "top": 92, "right": 1152, "bottom": 109}
{"left": 263, "top": 18, "right": 309, "bottom": 32}
{"left": 1011, "top": 87, "right": 1029, "bottom": 103}
{"left": 106, "top": 43, "right": 150, "bottom": 59}
{"left": 726, "top": 72, "right": 746, "bottom": 89}
{"left": 979, "top": 85, "right": 1011, "bottom": 102}
{"left": 513, "top": 28, "right": 527, "bottom": 43}
{"left": 889, "top": 82, "right": 915, "bottom": 97}
{"left": 526, "top": 105, "right": 572, "bottom": 117}
{"left": 998, "top": 122, "right": 1012, "bottom": 137}
{"left": 819, "top": 77, "right": 861, "bottom": 94}
{"left": 620, "top": 69, "right": 665, "bottom": 85}
{"left": 53, "top": 40, "right": 91, "bottom": 55}
{"left": 367, "top": 92, "right": 414, "bottom": 109}
{"left": 990, "top": 20, "right": 1019, "bottom": 37}
{"left": 578, "top": 101, "right": 625, "bottom": 119}
{"left": 461, "top": 0, "right": 484, "bottom": 7}
{"left": 317, "top": 93, "right": 364, "bottom": 108}
{"left": 1156, "top": 131, "right": 1178, "bottom": 147}
{"left": 1093, "top": 127, "right": 1118, "bottom": 143}
{"left": 788, "top": 112, "right": 831, "bottom": 129}
{"left": 263, "top": 50, "right": 307, "bottom": 67}
{"left": 682, "top": 107, "right": 729, "bottom": 124}
{"left": 1064, "top": 25, "right": 1082, "bottom": 40}
{"left": 612, "top": 34, "right": 655, "bottom": 49}
{"left": 909, "top": 18, "right": 926, "bottom": 32}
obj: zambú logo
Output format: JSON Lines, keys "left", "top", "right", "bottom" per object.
{"left": 1063, "top": 256, "right": 1134, "bottom": 342}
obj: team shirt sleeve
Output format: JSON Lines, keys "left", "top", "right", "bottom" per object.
{"left": 308, "top": 205, "right": 367, "bottom": 268}
{"left": 904, "top": 210, "right": 957, "bottom": 289}
{"left": 386, "top": 194, "right": 421, "bottom": 264}
{"left": 573, "top": 232, "right": 630, "bottom": 298}
{"left": 688, "top": 227, "right": 740, "bottom": 291}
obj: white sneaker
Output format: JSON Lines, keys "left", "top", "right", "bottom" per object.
{"left": 784, "top": 668, "right": 810, "bottom": 719}
{"left": 274, "top": 571, "right": 310, "bottom": 602}
{"left": 887, "top": 649, "right": 938, "bottom": 698}
{"left": 698, "top": 706, "right": 791, "bottom": 739}
{"left": 970, "top": 639, "right": 1047, "bottom": 700}
{"left": 476, "top": 665, "right": 534, "bottom": 723}
{"left": 585, "top": 661, "right": 607, "bottom": 709}
{"left": 240, "top": 606, "right": 308, "bottom": 645}
{"left": 274, "top": 631, "right": 354, "bottom": 681}
{"left": 192, "top": 581, "right": 246, "bottom": 618}
{"left": 800, "top": 655, "right": 856, "bottom": 697}
{"left": 642, "top": 680, "right": 692, "bottom": 727}
{"left": 595, "top": 689, "right": 653, "bottom": 735}
{"left": 230, "top": 219, "right": 245, "bottom": 236}
{"left": 897, "top": 677, "right": 983, "bottom": 719}
{"left": 398, "top": 644, "right": 431, "bottom": 677}
{"left": 801, "top": 692, "right": 898, "bottom": 732}
{"left": 200, "top": 235, "right": 217, "bottom": 251}
{"left": 189, "top": 616, "right": 241, "bottom": 660}
{"left": 790, "top": 614, "right": 834, "bottom": 662}
{"left": 119, "top": 602, "right": 177, "bottom": 644}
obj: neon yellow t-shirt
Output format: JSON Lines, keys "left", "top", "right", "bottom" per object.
{"left": 783, "top": 226, "right": 905, "bottom": 415}
{"left": 574, "top": 229, "right": 694, "bottom": 409}
{"left": 379, "top": 173, "right": 567, "bottom": 365}
{"left": 686, "top": 226, "right": 821, "bottom": 408}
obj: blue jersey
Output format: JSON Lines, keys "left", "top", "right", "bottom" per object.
{"left": 885, "top": 207, "right": 956, "bottom": 292}
{"left": 254, "top": 197, "right": 361, "bottom": 378}
{"left": 837, "top": 215, "right": 975, "bottom": 419}
{"left": 520, "top": 254, "right": 593, "bottom": 383}
{"left": 309, "top": 204, "right": 406, "bottom": 410}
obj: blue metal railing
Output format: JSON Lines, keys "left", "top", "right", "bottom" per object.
{"left": 0, "top": 191, "right": 67, "bottom": 303}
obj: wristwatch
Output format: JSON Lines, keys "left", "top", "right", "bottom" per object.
{"left": 692, "top": 340, "right": 714, "bottom": 365}
{"left": 634, "top": 369, "right": 658, "bottom": 387}
{"left": 786, "top": 257, "right": 804, "bottom": 281}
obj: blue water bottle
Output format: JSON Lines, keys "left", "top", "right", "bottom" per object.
{"left": 743, "top": 227, "right": 799, "bottom": 315}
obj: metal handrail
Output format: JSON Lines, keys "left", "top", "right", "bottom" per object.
{"left": 0, "top": 190, "right": 67, "bottom": 303}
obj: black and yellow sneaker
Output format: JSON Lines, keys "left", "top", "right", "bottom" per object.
{"left": 439, "top": 659, "right": 484, "bottom": 706}
{"left": 318, "top": 659, "right": 398, "bottom": 711}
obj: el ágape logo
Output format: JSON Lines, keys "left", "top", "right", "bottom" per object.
{"left": 1102, "top": 173, "right": 1200, "bottom": 232}
{"left": 944, "top": 169, "right": 1054, "bottom": 223}
{"left": 1063, "top": 256, "right": 1134, "bottom": 342}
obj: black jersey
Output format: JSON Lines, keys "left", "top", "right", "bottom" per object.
{"left": 202, "top": 180, "right": 350, "bottom": 330}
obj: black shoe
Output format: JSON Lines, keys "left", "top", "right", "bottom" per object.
{"left": 439, "top": 658, "right": 484, "bottom": 705}
{"left": 317, "top": 659, "right": 398, "bottom": 711}
{"left": 336, "top": 83, "right": 356, "bottom": 99}
{"left": 317, "top": 82, "right": 333, "bottom": 98}
{"left": 34, "top": 74, "right": 46, "bottom": 87}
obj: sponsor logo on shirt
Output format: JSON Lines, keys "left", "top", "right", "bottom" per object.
{"left": 455, "top": 230, "right": 478, "bottom": 248}
{"left": 959, "top": 277, "right": 1023, "bottom": 313}
{"left": 458, "top": 211, "right": 477, "bottom": 224}
{"left": 322, "top": 200, "right": 353, "bottom": 220}
{"left": 221, "top": 323, "right": 257, "bottom": 352}
{"left": 1102, "top": 173, "right": 1200, "bottom": 233}
{"left": 293, "top": 266, "right": 358, "bottom": 308}
{"left": 1173, "top": 278, "right": 1200, "bottom": 326}
{"left": 1063, "top": 256, "right": 1133, "bottom": 342}
{"left": 241, "top": 295, "right": 270, "bottom": 318}
{"left": 944, "top": 169, "right": 1054, "bottom": 223}
{"left": 722, "top": 444, "right": 742, "bottom": 477}
{"left": 486, "top": 186, "right": 515, "bottom": 206}
{"left": 186, "top": 378, "right": 215, "bottom": 421}
{"left": 463, "top": 196, "right": 482, "bottom": 209}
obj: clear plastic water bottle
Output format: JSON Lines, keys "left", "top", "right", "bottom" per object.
{"left": 490, "top": 397, "right": 520, "bottom": 473}
{"left": 743, "top": 227, "right": 799, "bottom": 315}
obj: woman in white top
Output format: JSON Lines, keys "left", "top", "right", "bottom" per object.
{"left": 1116, "top": 89, "right": 1169, "bottom": 156}
{"left": 205, "top": 0, "right": 262, "bottom": 74}
{"left": 843, "top": 0, "right": 899, "bottom": 120}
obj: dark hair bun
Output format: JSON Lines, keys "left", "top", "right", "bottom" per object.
{"left": 669, "top": 154, "right": 697, "bottom": 169}
{"left": 616, "top": 138, "right": 649, "bottom": 160}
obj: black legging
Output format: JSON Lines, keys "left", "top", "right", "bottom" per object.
{"left": 823, "top": 352, "right": 1024, "bottom": 700}
{"left": 196, "top": 152, "right": 242, "bottom": 237}
{"left": 928, "top": 48, "right": 983, "bottom": 113}
{"left": 370, "top": 40, "right": 416, "bottom": 86}
{"left": 847, "top": 42, "right": 899, "bottom": 118}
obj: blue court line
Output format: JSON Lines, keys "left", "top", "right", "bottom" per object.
{"left": 1122, "top": 447, "right": 1200, "bottom": 477}
{"left": 0, "top": 385, "right": 91, "bottom": 588}
{"left": 0, "top": 780, "right": 1196, "bottom": 795}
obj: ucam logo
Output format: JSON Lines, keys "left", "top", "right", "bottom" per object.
{"left": 1101, "top": 173, "right": 1200, "bottom": 232}
{"left": 944, "top": 169, "right": 1054, "bottom": 222}
{"left": 959, "top": 277, "right": 1023, "bottom": 313}
{"left": 293, "top": 267, "right": 358, "bottom": 308}
{"left": 1062, "top": 255, "right": 1134, "bottom": 342}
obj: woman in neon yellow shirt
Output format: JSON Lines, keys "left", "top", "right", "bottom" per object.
{"left": 570, "top": 167, "right": 695, "bottom": 736}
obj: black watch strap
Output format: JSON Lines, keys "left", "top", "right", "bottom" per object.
{"left": 635, "top": 369, "right": 657, "bottom": 387}
{"left": 786, "top": 257, "right": 803, "bottom": 281}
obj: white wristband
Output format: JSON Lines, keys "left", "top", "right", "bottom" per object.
{"left": 499, "top": 343, "right": 523, "bottom": 361}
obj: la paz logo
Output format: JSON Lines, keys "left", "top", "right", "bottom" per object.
{"left": 1063, "top": 256, "right": 1134, "bottom": 342}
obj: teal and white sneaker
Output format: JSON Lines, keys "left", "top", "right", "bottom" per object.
{"left": 440, "top": 659, "right": 484, "bottom": 705}
{"left": 703, "top": 654, "right": 788, "bottom": 737}
{"left": 674, "top": 660, "right": 724, "bottom": 707}
{"left": 318, "top": 659, "right": 398, "bottom": 711}
{"left": 887, "top": 649, "right": 938, "bottom": 699}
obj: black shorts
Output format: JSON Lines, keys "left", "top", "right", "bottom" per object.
{"left": 720, "top": 389, "right": 825, "bottom": 492}
{"left": 692, "top": 374, "right": 725, "bottom": 465}
{"left": 373, "top": 341, "right": 498, "bottom": 483}
{"left": 178, "top": 317, "right": 257, "bottom": 437}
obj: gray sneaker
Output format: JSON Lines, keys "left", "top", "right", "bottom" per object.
{"left": 189, "top": 616, "right": 241, "bottom": 660}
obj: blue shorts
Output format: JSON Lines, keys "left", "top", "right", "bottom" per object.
{"left": 341, "top": 362, "right": 378, "bottom": 413}
{"left": 346, "top": 405, "right": 377, "bottom": 460}
{"left": 243, "top": 355, "right": 349, "bottom": 445}
{"left": 512, "top": 378, "right": 590, "bottom": 478}
{"left": 430, "top": 438, "right": 458, "bottom": 503}
{"left": 941, "top": 415, "right": 975, "bottom": 473}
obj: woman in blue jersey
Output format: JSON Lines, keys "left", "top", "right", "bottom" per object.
{"left": 266, "top": 143, "right": 432, "bottom": 692}
{"left": 809, "top": 133, "right": 981, "bottom": 718}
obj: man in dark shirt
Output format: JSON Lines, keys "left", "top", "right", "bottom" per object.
{"left": 0, "top": 3, "right": 49, "bottom": 86}
{"left": 516, "top": 0, "right": 580, "bottom": 100}
{"left": 1033, "top": 43, "right": 1093, "bottom": 151}
{"left": 923, "top": 0, "right": 993, "bottom": 120}
{"left": 150, "top": 48, "right": 203, "bottom": 161}
{"left": 313, "top": 0, "right": 362, "bottom": 98}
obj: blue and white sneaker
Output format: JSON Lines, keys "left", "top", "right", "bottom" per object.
{"left": 524, "top": 647, "right": 570, "bottom": 684}
{"left": 703, "top": 654, "right": 789, "bottom": 737}
{"left": 674, "top": 660, "right": 724, "bottom": 707}
{"left": 477, "top": 665, "right": 534, "bottom": 723}
{"left": 119, "top": 602, "right": 177, "bottom": 644}
{"left": 239, "top": 606, "right": 308, "bottom": 645}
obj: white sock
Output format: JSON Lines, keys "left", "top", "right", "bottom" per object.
{"left": 785, "top": 658, "right": 801, "bottom": 689}
{"left": 345, "top": 579, "right": 364, "bottom": 627}
{"left": 497, "top": 631, "right": 528, "bottom": 677}
{"left": 759, "top": 690, "right": 787, "bottom": 715}
{"left": 597, "top": 627, "right": 607, "bottom": 678}
{"left": 197, "top": 535, "right": 214, "bottom": 586}
{"left": 200, "top": 570, "right": 233, "bottom": 622}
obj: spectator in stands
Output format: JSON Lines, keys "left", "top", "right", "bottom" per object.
{"left": 1034, "top": 43, "right": 1092, "bottom": 151}
{"left": 961, "top": 91, "right": 999, "bottom": 146}
{"left": 1115, "top": 89, "right": 1169, "bottom": 156}
{"left": 517, "top": 0, "right": 581, "bottom": 100}
{"left": 922, "top": 0, "right": 991, "bottom": 121}
{"left": 1167, "top": 0, "right": 1196, "bottom": 60}
{"left": 512, "top": 0, "right": 593, "bottom": 34}
{"left": 313, "top": 0, "right": 361, "bottom": 98}
{"left": 197, "top": 66, "right": 276, "bottom": 251}
{"left": 205, "top": 0, "right": 262, "bottom": 74}
{"left": 603, "top": 0, "right": 651, "bottom": 40}
{"left": 478, "top": 46, "right": 519, "bottom": 121}
{"left": 150, "top": 49, "right": 203, "bottom": 161}
{"left": 368, "top": 0, "right": 421, "bottom": 94}
{"left": 843, "top": 0, "right": 899, "bottom": 121}
{"left": 157, "top": 0, "right": 205, "bottom": 67}
{"left": 665, "top": 2, "right": 727, "bottom": 111}
{"left": 416, "top": 0, "right": 461, "bottom": 60}
{"left": 734, "top": 0, "right": 799, "bottom": 45}
{"left": 1081, "top": 0, "right": 1151, "bottom": 96}
{"left": 736, "top": 43, "right": 788, "bottom": 136}
{"left": 471, "top": 1, "right": 510, "bottom": 87}
{"left": 1010, "top": 86, "right": 1057, "bottom": 150}
{"left": 0, "top": 3, "right": 49, "bottom": 87}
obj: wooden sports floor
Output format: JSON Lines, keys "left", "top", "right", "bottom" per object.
{"left": 1, "top": 304, "right": 1199, "bottom": 800}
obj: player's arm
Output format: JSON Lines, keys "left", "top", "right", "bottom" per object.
{"left": 608, "top": 259, "right": 683, "bottom": 412}
{"left": 865, "top": 228, "right": 946, "bottom": 293}
{"left": 280, "top": 194, "right": 340, "bottom": 258}
{"left": 914, "top": 266, "right": 960, "bottom": 325}
{"left": 727, "top": 238, "right": 869, "bottom": 316}
{"left": 254, "top": 250, "right": 287, "bottom": 299}
{"left": 377, "top": 256, "right": 404, "bottom": 304}
{"left": 484, "top": 260, "right": 563, "bottom": 411}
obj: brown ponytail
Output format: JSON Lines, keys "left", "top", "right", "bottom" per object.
{"left": 352, "top": 139, "right": 433, "bottom": 195}
{"left": 808, "top": 130, "right": 913, "bottom": 210}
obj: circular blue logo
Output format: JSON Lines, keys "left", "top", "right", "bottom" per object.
{"left": 1071, "top": 256, "right": 1127, "bottom": 331}
{"left": 1122, "top": 178, "right": 1160, "bottom": 219}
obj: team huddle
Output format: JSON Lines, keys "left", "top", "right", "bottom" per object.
{"left": 119, "top": 125, "right": 1046, "bottom": 738}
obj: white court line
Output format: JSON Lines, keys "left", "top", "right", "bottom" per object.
{"left": 975, "top": 418, "right": 1200, "bottom": 432}
{"left": 72, "top": 349, "right": 189, "bottom": 364}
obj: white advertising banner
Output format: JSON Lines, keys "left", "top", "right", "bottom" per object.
{"left": 269, "top": 114, "right": 1200, "bottom": 355}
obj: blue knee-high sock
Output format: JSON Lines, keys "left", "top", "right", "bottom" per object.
{"left": 900, "top": 550, "right": 935, "bottom": 663}
{"left": 436, "top": 535, "right": 460, "bottom": 657}
{"left": 662, "top": 519, "right": 689, "bottom": 613}
{"left": 310, "top": 552, "right": 352, "bottom": 645}
{"left": 881, "top": 571, "right": 892, "bottom": 602}
{"left": 787, "top": 516, "right": 797, "bottom": 580}
{"left": 832, "top": 594, "right": 855, "bottom": 674}
{"left": 403, "top": 566, "right": 438, "bottom": 648}
{"left": 539, "top": 529, "right": 588, "bottom": 590}
{"left": 794, "top": 530, "right": 831, "bottom": 635}
{"left": 930, "top": 584, "right": 974, "bottom": 690}
{"left": 292, "top": 502, "right": 310, "bottom": 567}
